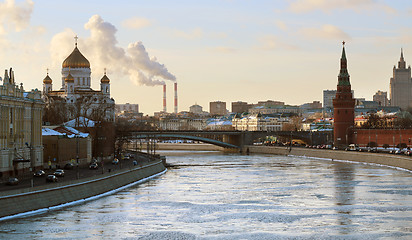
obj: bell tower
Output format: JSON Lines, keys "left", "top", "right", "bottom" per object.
{"left": 333, "top": 41, "right": 355, "bottom": 146}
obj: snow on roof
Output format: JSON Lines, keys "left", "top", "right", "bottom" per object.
{"left": 42, "top": 127, "right": 65, "bottom": 136}
{"left": 64, "top": 126, "right": 89, "bottom": 138}
{"left": 64, "top": 117, "right": 95, "bottom": 128}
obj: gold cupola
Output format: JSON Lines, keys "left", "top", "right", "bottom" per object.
{"left": 62, "top": 41, "right": 90, "bottom": 69}
{"left": 43, "top": 73, "right": 52, "bottom": 84}
{"left": 100, "top": 68, "right": 110, "bottom": 83}
{"left": 65, "top": 72, "right": 74, "bottom": 82}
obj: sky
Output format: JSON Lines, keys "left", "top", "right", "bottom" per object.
{"left": 0, "top": 0, "right": 412, "bottom": 115}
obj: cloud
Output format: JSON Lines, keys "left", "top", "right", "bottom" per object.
{"left": 50, "top": 15, "right": 176, "bottom": 86}
{"left": 275, "top": 20, "right": 287, "bottom": 31}
{"left": 258, "top": 35, "right": 298, "bottom": 50}
{"left": 210, "top": 46, "right": 237, "bottom": 53}
{"left": 122, "top": 17, "right": 151, "bottom": 29}
{"left": 0, "top": 0, "right": 34, "bottom": 34}
{"left": 289, "top": 0, "right": 396, "bottom": 14}
{"left": 300, "top": 24, "right": 350, "bottom": 40}
{"left": 173, "top": 28, "right": 203, "bottom": 40}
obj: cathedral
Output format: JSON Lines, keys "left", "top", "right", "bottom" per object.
{"left": 43, "top": 37, "right": 115, "bottom": 124}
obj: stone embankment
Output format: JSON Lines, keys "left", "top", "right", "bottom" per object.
{"left": 0, "top": 159, "right": 166, "bottom": 220}
{"left": 245, "top": 145, "right": 412, "bottom": 171}
{"left": 155, "top": 143, "right": 224, "bottom": 151}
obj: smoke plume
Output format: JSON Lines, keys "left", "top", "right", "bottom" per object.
{"left": 50, "top": 15, "right": 176, "bottom": 86}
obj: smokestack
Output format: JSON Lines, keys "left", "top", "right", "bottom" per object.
{"left": 163, "top": 84, "right": 167, "bottom": 112}
{"left": 174, "top": 82, "right": 178, "bottom": 114}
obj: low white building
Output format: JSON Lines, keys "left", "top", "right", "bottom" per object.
{"left": 158, "top": 117, "right": 206, "bottom": 130}
{"left": 232, "top": 114, "right": 283, "bottom": 131}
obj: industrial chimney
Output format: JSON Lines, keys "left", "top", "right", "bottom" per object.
{"left": 163, "top": 84, "right": 167, "bottom": 112}
{"left": 174, "top": 82, "right": 178, "bottom": 114}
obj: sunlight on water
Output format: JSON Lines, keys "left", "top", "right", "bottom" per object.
{"left": 1, "top": 152, "right": 412, "bottom": 239}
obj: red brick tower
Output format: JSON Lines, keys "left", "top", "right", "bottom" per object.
{"left": 333, "top": 42, "right": 355, "bottom": 146}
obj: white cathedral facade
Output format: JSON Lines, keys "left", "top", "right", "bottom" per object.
{"left": 43, "top": 40, "right": 115, "bottom": 123}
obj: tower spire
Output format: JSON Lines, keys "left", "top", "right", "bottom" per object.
{"left": 398, "top": 48, "right": 406, "bottom": 69}
{"left": 338, "top": 41, "right": 350, "bottom": 86}
{"left": 74, "top": 35, "right": 78, "bottom": 47}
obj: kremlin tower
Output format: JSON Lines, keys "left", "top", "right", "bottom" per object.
{"left": 333, "top": 42, "right": 355, "bottom": 146}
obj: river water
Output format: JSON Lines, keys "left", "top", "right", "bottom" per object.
{"left": 1, "top": 151, "right": 412, "bottom": 239}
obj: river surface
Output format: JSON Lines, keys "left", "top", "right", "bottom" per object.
{"left": 1, "top": 151, "right": 412, "bottom": 239}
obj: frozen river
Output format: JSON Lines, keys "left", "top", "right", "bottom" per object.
{"left": 1, "top": 151, "right": 412, "bottom": 239}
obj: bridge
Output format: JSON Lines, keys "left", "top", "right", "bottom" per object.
{"left": 117, "top": 130, "right": 332, "bottom": 149}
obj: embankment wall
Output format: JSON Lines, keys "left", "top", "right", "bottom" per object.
{"left": 155, "top": 143, "right": 224, "bottom": 151}
{"left": 245, "top": 145, "right": 412, "bottom": 171}
{"left": 0, "top": 160, "right": 165, "bottom": 219}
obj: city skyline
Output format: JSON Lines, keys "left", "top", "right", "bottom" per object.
{"left": 1, "top": 0, "right": 412, "bottom": 114}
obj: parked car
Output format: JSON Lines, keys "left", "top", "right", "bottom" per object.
{"left": 64, "top": 163, "right": 74, "bottom": 170}
{"left": 89, "top": 163, "right": 98, "bottom": 170}
{"left": 46, "top": 175, "right": 58, "bottom": 182}
{"left": 34, "top": 170, "right": 46, "bottom": 177}
{"left": 54, "top": 169, "right": 65, "bottom": 177}
{"left": 6, "top": 177, "right": 19, "bottom": 186}
{"left": 112, "top": 158, "right": 119, "bottom": 165}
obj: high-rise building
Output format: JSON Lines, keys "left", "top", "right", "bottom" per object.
{"left": 323, "top": 90, "right": 336, "bottom": 110}
{"left": 116, "top": 103, "right": 139, "bottom": 113}
{"left": 210, "top": 101, "right": 227, "bottom": 116}
{"left": 333, "top": 42, "right": 355, "bottom": 146}
{"left": 390, "top": 49, "right": 412, "bottom": 110}
{"left": 373, "top": 90, "right": 389, "bottom": 106}
{"left": 231, "top": 101, "right": 250, "bottom": 113}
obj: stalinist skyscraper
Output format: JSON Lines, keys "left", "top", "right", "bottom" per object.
{"left": 390, "top": 49, "right": 412, "bottom": 110}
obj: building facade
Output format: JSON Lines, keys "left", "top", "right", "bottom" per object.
{"left": 333, "top": 42, "right": 355, "bottom": 146}
{"left": 0, "top": 68, "right": 43, "bottom": 178}
{"left": 116, "top": 103, "right": 139, "bottom": 114}
{"left": 390, "top": 49, "right": 412, "bottom": 110}
{"left": 209, "top": 101, "right": 227, "bottom": 116}
{"left": 373, "top": 90, "right": 389, "bottom": 106}
{"left": 323, "top": 90, "right": 336, "bottom": 110}
{"left": 231, "top": 101, "right": 250, "bottom": 113}
{"left": 189, "top": 104, "right": 203, "bottom": 114}
{"left": 232, "top": 114, "right": 282, "bottom": 131}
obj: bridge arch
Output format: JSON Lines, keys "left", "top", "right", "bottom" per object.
{"left": 132, "top": 134, "right": 240, "bottom": 149}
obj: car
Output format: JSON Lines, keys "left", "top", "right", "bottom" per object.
{"left": 33, "top": 170, "right": 46, "bottom": 177}
{"left": 6, "top": 177, "right": 19, "bottom": 186}
{"left": 112, "top": 158, "right": 119, "bottom": 165}
{"left": 46, "top": 174, "right": 58, "bottom": 182}
{"left": 89, "top": 163, "right": 98, "bottom": 170}
{"left": 54, "top": 169, "right": 65, "bottom": 177}
{"left": 64, "top": 163, "right": 74, "bottom": 170}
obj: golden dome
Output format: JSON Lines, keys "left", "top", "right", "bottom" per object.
{"left": 65, "top": 73, "right": 74, "bottom": 82}
{"left": 101, "top": 74, "right": 110, "bottom": 83}
{"left": 43, "top": 74, "right": 52, "bottom": 84}
{"left": 62, "top": 46, "right": 90, "bottom": 68}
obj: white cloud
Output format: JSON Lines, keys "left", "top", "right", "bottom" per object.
{"left": 0, "top": 0, "right": 34, "bottom": 34}
{"left": 258, "top": 35, "right": 298, "bottom": 50}
{"left": 173, "top": 28, "right": 203, "bottom": 40}
{"left": 300, "top": 24, "right": 351, "bottom": 40}
{"left": 289, "top": 0, "right": 396, "bottom": 14}
{"left": 275, "top": 20, "right": 287, "bottom": 31}
{"left": 122, "top": 17, "right": 151, "bottom": 30}
{"left": 210, "top": 46, "right": 237, "bottom": 53}
{"left": 50, "top": 15, "right": 176, "bottom": 86}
